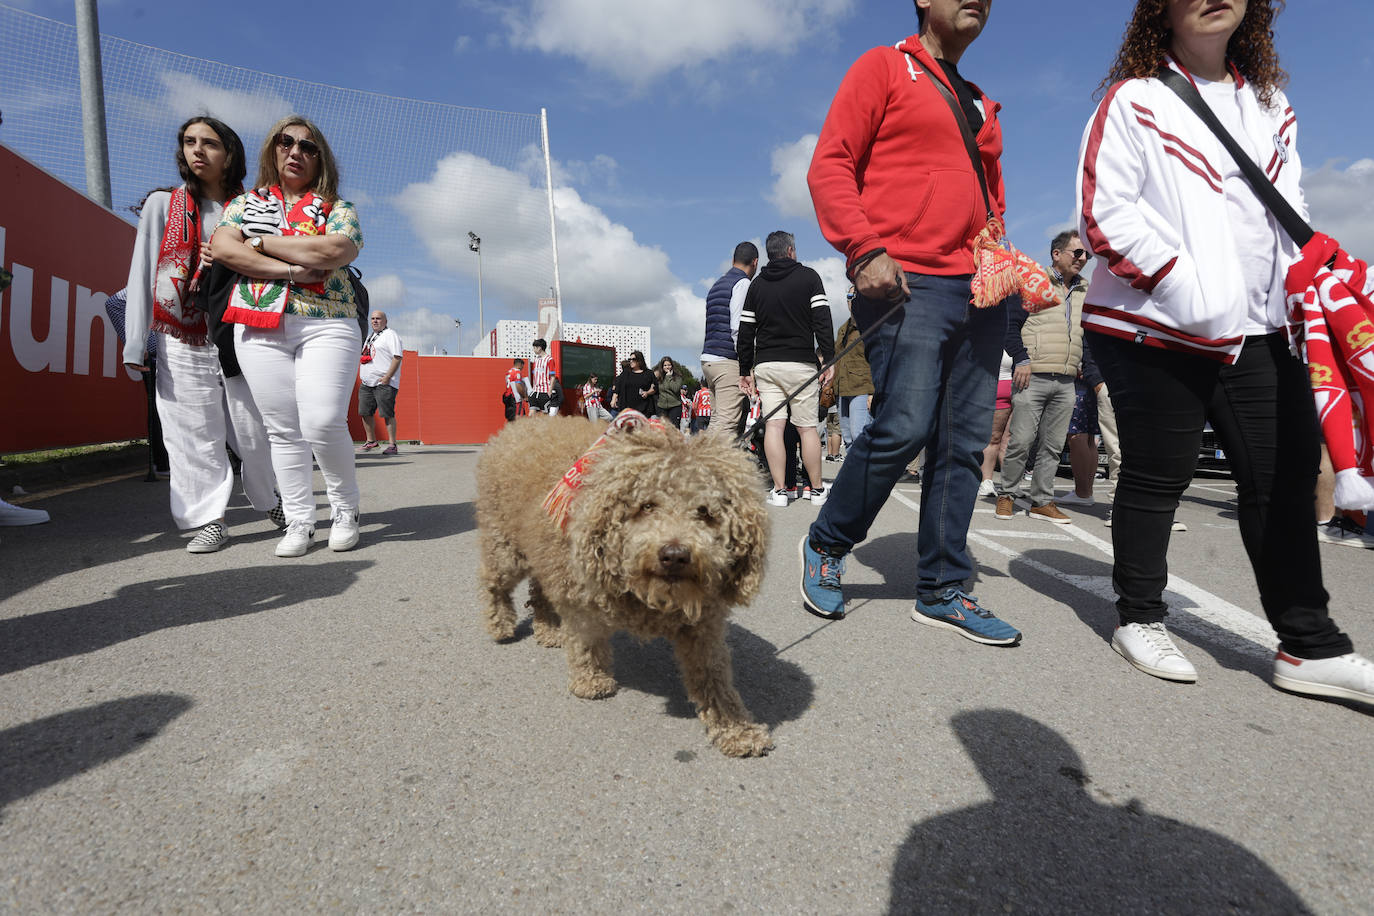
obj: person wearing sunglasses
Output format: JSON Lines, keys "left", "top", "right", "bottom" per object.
{"left": 992, "top": 230, "right": 1091, "bottom": 526}
{"left": 211, "top": 115, "right": 365, "bottom": 557}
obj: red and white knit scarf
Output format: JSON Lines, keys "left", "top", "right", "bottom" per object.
{"left": 222, "top": 186, "right": 332, "bottom": 329}
{"left": 152, "top": 187, "right": 208, "bottom": 345}
{"left": 1286, "top": 233, "right": 1374, "bottom": 510}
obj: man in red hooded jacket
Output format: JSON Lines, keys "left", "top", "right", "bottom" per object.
{"left": 799, "top": 0, "right": 1021, "bottom": 648}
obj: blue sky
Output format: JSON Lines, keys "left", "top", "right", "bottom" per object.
{"left": 8, "top": 0, "right": 1374, "bottom": 368}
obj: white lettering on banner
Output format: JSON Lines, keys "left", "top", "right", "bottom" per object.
{"left": 6, "top": 268, "right": 67, "bottom": 372}
{"left": 73, "top": 285, "right": 119, "bottom": 378}
{"left": 1, "top": 225, "right": 129, "bottom": 379}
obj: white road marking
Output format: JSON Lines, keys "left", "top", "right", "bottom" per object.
{"left": 889, "top": 489, "right": 1276, "bottom": 658}
{"left": 970, "top": 529, "right": 1075, "bottom": 541}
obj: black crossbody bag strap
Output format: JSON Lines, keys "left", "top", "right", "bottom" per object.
{"left": 914, "top": 55, "right": 995, "bottom": 221}
{"left": 1156, "top": 67, "right": 1313, "bottom": 248}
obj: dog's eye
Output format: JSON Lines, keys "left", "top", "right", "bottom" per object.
{"left": 696, "top": 505, "right": 717, "bottom": 524}
{"left": 638, "top": 501, "right": 657, "bottom": 515}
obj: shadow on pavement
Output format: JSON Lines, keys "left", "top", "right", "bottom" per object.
{"left": 0, "top": 561, "right": 372, "bottom": 676}
{"left": 0, "top": 693, "right": 193, "bottom": 818}
{"left": 609, "top": 623, "right": 815, "bottom": 729}
{"left": 887, "top": 709, "right": 1312, "bottom": 915}
{"left": 361, "top": 501, "right": 475, "bottom": 543}
{"left": 844, "top": 533, "right": 917, "bottom": 602}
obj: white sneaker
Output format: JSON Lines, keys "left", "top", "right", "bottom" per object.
{"left": 1172, "top": 519, "right": 1188, "bottom": 532}
{"left": 1315, "top": 517, "right": 1374, "bottom": 549}
{"left": 809, "top": 485, "right": 828, "bottom": 508}
{"left": 187, "top": 522, "right": 229, "bottom": 554}
{"left": 0, "top": 498, "right": 50, "bottom": 526}
{"left": 1273, "top": 651, "right": 1374, "bottom": 705}
{"left": 329, "top": 508, "right": 360, "bottom": 551}
{"left": 1057, "top": 491, "right": 1094, "bottom": 507}
{"left": 275, "top": 520, "right": 315, "bottom": 557}
{"left": 978, "top": 478, "right": 996, "bottom": 498}
{"left": 767, "top": 488, "right": 790, "bottom": 507}
{"left": 1111, "top": 622, "right": 1198, "bottom": 682}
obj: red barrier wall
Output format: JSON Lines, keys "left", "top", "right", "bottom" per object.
{"left": 346, "top": 353, "right": 515, "bottom": 445}
{"left": 1, "top": 145, "right": 142, "bottom": 452}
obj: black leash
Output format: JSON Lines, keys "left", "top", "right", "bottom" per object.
{"left": 731, "top": 292, "right": 910, "bottom": 448}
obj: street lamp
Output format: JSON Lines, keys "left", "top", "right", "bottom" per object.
{"left": 468, "top": 231, "right": 483, "bottom": 341}
{"left": 454, "top": 317, "right": 462, "bottom": 355}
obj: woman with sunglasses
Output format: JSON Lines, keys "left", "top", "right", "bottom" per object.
{"left": 123, "top": 116, "right": 279, "bottom": 553}
{"left": 1077, "top": 0, "right": 1372, "bottom": 704}
{"left": 211, "top": 116, "right": 365, "bottom": 557}
{"left": 613, "top": 350, "right": 657, "bottom": 417}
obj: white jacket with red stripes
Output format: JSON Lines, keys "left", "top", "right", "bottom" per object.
{"left": 1076, "top": 58, "right": 1304, "bottom": 363}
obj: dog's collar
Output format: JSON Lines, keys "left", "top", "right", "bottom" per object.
{"left": 541, "top": 410, "right": 666, "bottom": 531}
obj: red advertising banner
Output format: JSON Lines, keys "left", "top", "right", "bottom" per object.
{"left": 1, "top": 145, "right": 142, "bottom": 452}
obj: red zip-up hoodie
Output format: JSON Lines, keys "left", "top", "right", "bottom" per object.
{"left": 808, "top": 37, "right": 1005, "bottom": 277}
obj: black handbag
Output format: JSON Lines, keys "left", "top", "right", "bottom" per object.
{"left": 199, "top": 262, "right": 242, "bottom": 377}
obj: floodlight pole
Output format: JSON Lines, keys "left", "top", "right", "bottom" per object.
{"left": 541, "top": 108, "right": 563, "bottom": 340}
{"left": 454, "top": 318, "right": 462, "bottom": 355}
{"left": 74, "top": 0, "right": 112, "bottom": 208}
{"left": 468, "top": 231, "right": 484, "bottom": 342}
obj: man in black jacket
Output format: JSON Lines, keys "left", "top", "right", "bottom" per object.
{"left": 737, "top": 230, "right": 835, "bottom": 508}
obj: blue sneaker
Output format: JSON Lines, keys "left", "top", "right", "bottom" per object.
{"left": 799, "top": 536, "right": 846, "bottom": 619}
{"left": 912, "top": 588, "right": 1021, "bottom": 646}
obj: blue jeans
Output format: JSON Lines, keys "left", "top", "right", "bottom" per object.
{"left": 809, "top": 273, "right": 1004, "bottom": 598}
{"left": 839, "top": 394, "right": 872, "bottom": 447}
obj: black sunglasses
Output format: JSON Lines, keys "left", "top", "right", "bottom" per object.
{"left": 276, "top": 133, "right": 320, "bottom": 158}
{"left": 1068, "top": 248, "right": 1088, "bottom": 260}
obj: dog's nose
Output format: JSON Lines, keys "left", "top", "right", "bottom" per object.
{"left": 658, "top": 543, "right": 691, "bottom": 575}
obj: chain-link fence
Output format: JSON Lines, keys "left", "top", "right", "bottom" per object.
{"left": 0, "top": 4, "right": 558, "bottom": 349}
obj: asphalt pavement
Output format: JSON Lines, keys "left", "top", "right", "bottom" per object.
{"left": 2, "top": 445, "right": 1371, "bottom": 913}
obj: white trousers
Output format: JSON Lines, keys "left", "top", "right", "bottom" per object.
{"left": 156, "top": 334, "right": 276, "bottom": 529}
{"left": 235, "top": 316, "right": 361, "bottom": 524}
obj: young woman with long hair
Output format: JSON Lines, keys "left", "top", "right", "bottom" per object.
{"left": 123, "top": 115, "right": 278, "bottom": 553}
{"left": 210, "top": 115, "right": 365, "bottom": 557}
{"left": 1077, "top": 0, "right": 1372, "bottom": 704}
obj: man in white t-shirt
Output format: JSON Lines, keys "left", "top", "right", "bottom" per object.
{"left": 359, "top": 311, "right": 403, "bottom": 455}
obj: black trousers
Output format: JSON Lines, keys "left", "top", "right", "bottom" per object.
{"left": 1088, "top": 330, "right": 1351, "bottom": 659}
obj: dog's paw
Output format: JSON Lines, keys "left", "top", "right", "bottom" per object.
{"left": 533, "top": 623, "right": 564, "bottom": 648}
{"left": 712, "top": 722, "right": 774, "bottom": 758}
{"left": 485, "top": 618, "right": 518, "bottom": 642}
{"left": 569, "top": 673, "right": 619, "bottom": 699}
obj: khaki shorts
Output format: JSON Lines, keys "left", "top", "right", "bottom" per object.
{"left": 753, "top": 361, "right": 819, "bottom": 428}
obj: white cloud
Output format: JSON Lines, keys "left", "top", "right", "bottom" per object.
{"left": 366, "top": 273, "right": 409, "bottom": 310}
{"left": 503, "top": 0, "right": 853, "bottom": 86}
{"left": 806, "top": 255, "right": 850, "bottom": 330}
{"left": 1302, "top": 158, "right": 1374, "bottom": 261}
{"left": 387, "top": 306, "right": 466, "bottom": 356}
{"left": 394, "top": 151, "right": 704, "bottom": 350}
{"left": 768, "top": 133, "right": 817, "bottom": 219}
{"left": 153, "top": 73, "right": 293, "bottom": 137}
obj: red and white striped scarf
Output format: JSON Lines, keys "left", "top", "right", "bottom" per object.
{"left": 152, "top": 187, "right": 208, "bottom": 345}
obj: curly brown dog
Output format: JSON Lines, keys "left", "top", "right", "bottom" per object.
{"left": 475, "top": 414, "right": 773, "bottom": 757}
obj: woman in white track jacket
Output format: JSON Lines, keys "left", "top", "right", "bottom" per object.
{"left": 1075, "top": 0, "right": 1373, "bottom": 705}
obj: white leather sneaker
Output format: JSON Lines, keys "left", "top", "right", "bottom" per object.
{"left": 1111, "top": 622, "right": 1198, "bottom": 682}
{"left": 275, "top": 520, "right": 315, "bottom": 558}
{"left": 1273, "top": 651, "right": 1374, "bottom": 705}
{"left": 329, "top": 508, "right": 360, "bottom": 552}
